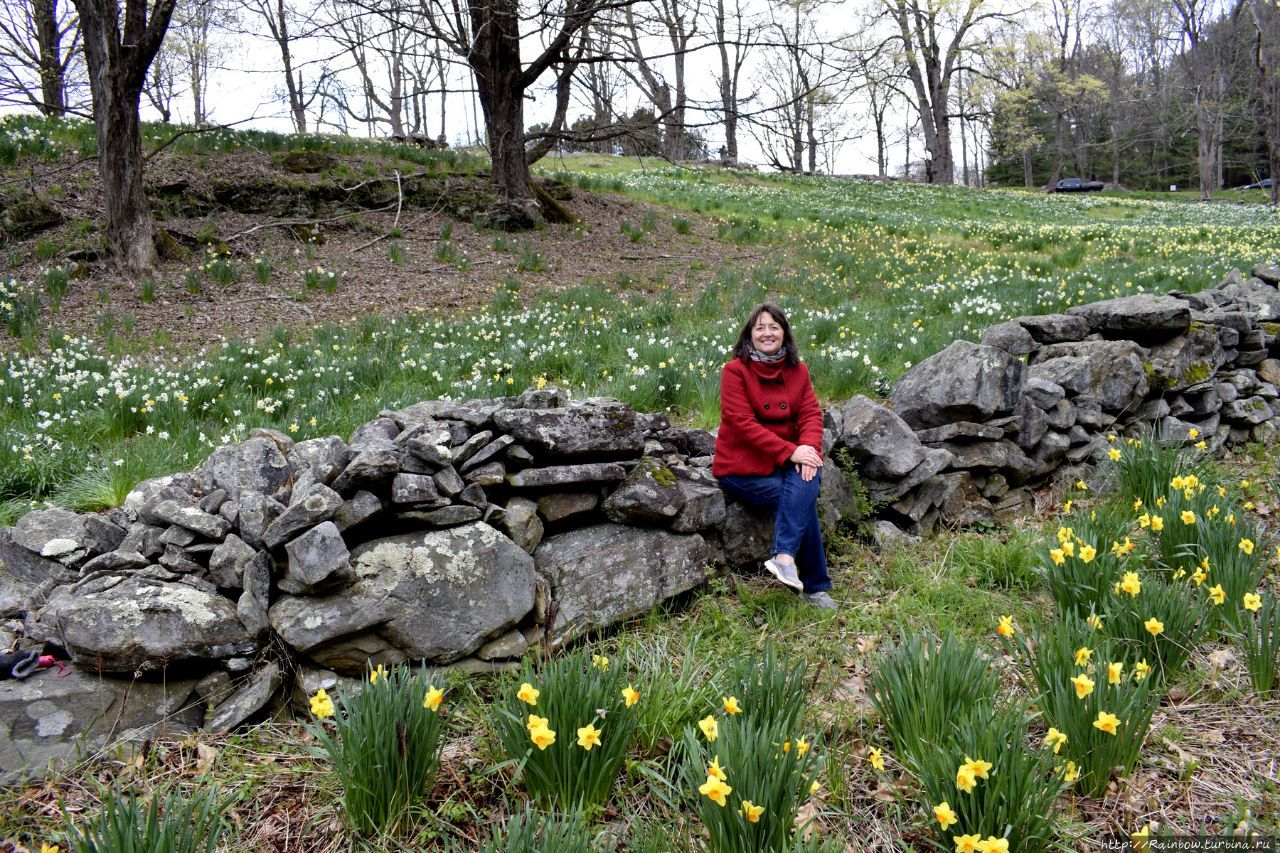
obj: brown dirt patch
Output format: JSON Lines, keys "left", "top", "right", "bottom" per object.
{"left": 1, "top": 150, "right": 767, "bottom": 354}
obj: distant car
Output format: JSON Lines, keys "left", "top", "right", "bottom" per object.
{"left": 1238, "top": 178, "right": 1274, "bottom": 190}
{"left": 1054, "top": 177, "right": 1105, "bottom": 192}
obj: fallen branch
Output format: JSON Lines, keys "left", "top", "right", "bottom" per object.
{"left": 225, "top": 205, "right": 395, "bottom": 243}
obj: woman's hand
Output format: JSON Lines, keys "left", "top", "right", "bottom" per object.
{"left": 790, "top": 444, "right": 822, "bottom": 481}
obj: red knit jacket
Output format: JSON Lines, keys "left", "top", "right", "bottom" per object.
{"left": 712, "top": 357, "right": 824, "bottom": 477}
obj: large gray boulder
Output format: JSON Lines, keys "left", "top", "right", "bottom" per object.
{"left": 837, "top": 396, "right": 926, "bottom": 479}
{"left": 1066, "top": 294, "right": 1190, "bottom": 339}
{"left": 1146, "top": 325, "right": 1227, "bottom": 392}
{"left": 535, "top": 524, "right": 714, "bottom": 645}
{"left": 29, "top": 572, "right": 257, "bottom": 673}
{"left": 0, "top": 529, "right": 77, "bottom": 618}
{"left": 1035, "top": 340, "right": 1150, "bottom": 413}
{"left": 718, "top": 502, "right": 775, "bottom": 566}
{"left": 492, "top": 401, "right": 645, "bottom": 458}
{"left": 891, "top": 341, "right": 1024, "bottom": 429}
{"left": 200, "top": 437, "right": 290, "bottom": 501}
{"left": 269, "top": 522, "right": 535, "bottom": 674}
{"left": 0, "top": 667, "right": 202, "bottom": 784}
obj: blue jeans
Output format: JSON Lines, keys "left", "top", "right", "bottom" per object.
{"left": 716, "top": 467, "right": 831, "bottom": 594}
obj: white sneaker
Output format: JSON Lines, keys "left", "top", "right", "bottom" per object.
{"left": 764, "top": 558, "right": 803, "bottom": 592}
{"left": 803, "top": 591, "right": 838, "bottom": 611}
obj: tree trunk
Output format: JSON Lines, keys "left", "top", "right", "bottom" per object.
{"left": 469, "top": 0, "right": 536, "bottom": 221}
{"left": 33, "top": 0, "right": 68, "bottom": 115}
{"left": 716, "top": 0, "right": 737, "bottom": 163}
{"left": 1022, "top": 149, "right": 1033, "bottom": 187}
{"left": 98, "top": 91, "right": 156, "bottom": 271}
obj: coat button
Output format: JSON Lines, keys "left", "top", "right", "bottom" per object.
{"left": 764, "top": 403, "right": 771, "bottom": 410}
{"left": 780, "top": 403, "right": 787, "bottom": 410}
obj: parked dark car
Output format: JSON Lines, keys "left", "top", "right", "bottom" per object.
{"left": 1238, "top": 178, "right": 1274, "bottom": 190}
{"left": 1054, "top": 177, "right": 1105, "bottom": 192}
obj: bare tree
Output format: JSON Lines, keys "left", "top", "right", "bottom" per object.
{"left": 414, "top": 0, "right": 621, "bottom": 225}
{"left": 143, "top": 26, "right": 181, "bottom": 120}
{"left": 73, "top": 0, "right": 176, "bottom": 273}
{"left": 323, "top": 0, "right": 416, "bottom": 136}
{"left": 607, "top": 0, "right": 700, "bottom": 160}
{"left": 711, "top": 0, "right": 761, "bottom": 163}
{"left": 880, "top": 0, "right": 1006, "bottom": 184}
{"left": 0, "top": 0, "right": 86, "bottom": 115}
{"left": 1241, "top": 0, "right": 1280, "bottom": 204}
{"left": 240, "top": 0, "right": 326, "bottom": 132}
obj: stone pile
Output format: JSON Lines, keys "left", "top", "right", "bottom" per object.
{"left": 834, "top": 264, "right": 1280, "bottom": 534}
{"left": 4, "top": 263, "right": 1280, "bottom": 781}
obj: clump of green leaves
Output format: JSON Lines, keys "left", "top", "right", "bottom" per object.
{"left": 1240, "top": 591, "right": 1280, "bottom": 695}
{"left": 63, "top": 783, "right": 233, "bottom": 853}
{"left": 309, "top": 663, "right": 449, "bottom": 836}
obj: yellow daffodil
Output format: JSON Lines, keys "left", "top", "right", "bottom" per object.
{"left": 698, "top": 774, "right": 732, "bottom": 806}
{"left": 1057, "top": 526, "right": 1074, "bottom": 544}
{"left": 739, "top": 800, "right": 765, "bottom": 823}
{"left": 1071, "top": 673, "right": 1095, "bottom": 699}
{"left": 369, "top": 663, "right": 387, "bottom": 684}
{"left": 1191, "top": 567, "right": 1207, "bottom": 585}
{"left": 41, "top": 845, "right": 60, "bottom": 853}
{"left": 795, "top": 736, "right": 810, "bottom": 756}
{"left": 1133, "top": 824, "right": 1151, "bottom": 852}
{"left": 1245, "top": 501, "right": 1255, "bottom": 511}
{"left": 707, "top": 756, "right": 727, "bottom": 782}
{"left": 1087, "top": 613, "right": 1104, "bottom": 630}
{"left": 576, "top": 722, "right": 602, "bottom": 751}
{"left": 527, "top": 713, "right": 549, "bottom": 732}
{"left": 1209, "top": 584, "right": 1226, "bottom": 605}
{"left": 934, "top": 800, "right": 958, "bottom": 829}
{"left": 1244, "top": 592, "right": 1262, "bottom": 612}
{"left": 964, "top": 756, "right": 992, "bottom": 780}
{"left": 1195, "top": 439, "right": 1208, "bottom": 450}
{"left": 517, "top": 682, "right": 540, "bottom": 706}
{"left": 310, "top": 688, "right": 335, "bottom": 719}
{"left": 698, "top": 715, "right": 718, "bottom": 742}
{"left": 1188, "top": 428, "right": 1200, "bottom": 439}
{"left": 722, "top": 695, "right": 742, "bottom": 715}
{"left": 1120, "top": 571, "right": 1142, "bottom": 597}
{"left": 997, "top": 615, "right": 1015, "bottom": 637}
{"left": 954, "top": 834, "right": 982, "bottom": 853}
{"left": 1063, "top": 760, "right": 1079, "bottom": 782}
{"left": 1108, "top": 661, "right": 1124, "bottom": 684}
{"left": 1044, "top": 727, "right": 1067, "bottom": 754}
{"left": 1062, "top": 500, "right": 1073, "bottom": 512}
{"left": 1075, "top": 480, "right": 1088, "bottom": 491}
{"left": 530, "top": 724, "right": 557, "bottom": 750}
{"left": 1061, "top": 540, "right": 1075, "bottom": 557}
{"left": 1133, "top": 659, "right": 1151, "bottom": 680}
{"left": 1079, "top": 543, "right": 1097, "bottom": 563}
{"left": 423, "top": 685, "right": 443, "bottom": 712}
{"left": 810, "top": 779, "right": 822, "bottom": 795}
{"left": 1049, "top": 548, "right": 1066, "bottom": 565}
{"left": 1181, "top": 511, "right": 1196, "bottom": 525}
{"left": 1171, "top": 476, "right": 1185, "bottom": 490}
{"left": 977, "top": 838, "right": 1009, "bottom": 853}
{"left": 1150, "top": 515, "right": 1164, "bottom": 532}
{"left": 1074, "top": 646, "right": 1092, "bottom": 666}
{"left": 591, "top": 654, "right": 610, "bottom": 671}
{"left": 1145, "top": 617, "right": 1164, "bottom": 636}
{"left": 1138, "top": 512, "right": 1151, "bottom": 528}
{"left": 622, "top": 684, "right": 639, "bottom": 707}
{"left": 955, "top": 764, "right": 978, "bottom": 794}
{"left": 1239, "top": 538, "right": 1255, "bottom": 555}
{"left": 1108, "top": 448, "right": 1121, "bottom": 461}
{"left": 1093, "top": 711, "right": 1120, "bottom": 735}
{"left": 1133, "top": 498, "right": 1144, "bottom": 510}
{"left": 869, "top": 747, "right": 885, "bottom": 770}
{"left": 1111, "top": 537, "right": 1135, "bottom": 556}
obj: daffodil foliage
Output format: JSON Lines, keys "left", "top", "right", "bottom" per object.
{"left": 491, "top": 648, "right": 639, "bottom": 812}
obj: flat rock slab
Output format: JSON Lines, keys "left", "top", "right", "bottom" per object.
{"left": 0, "top": 667, "right": 203, "bottom": 784}
{"left": 891, "top": 340, "right": 1024, "bottom": 430}
{"left": 1066, "top": 294, "right": 1190, "bottom": 339}
{"left": 535, "top": 524, "right": 714, "bottom": 645}
{"left": 201, "top": 437, "right": 290, "bottom": 501}
{"left": 31, "top": 574, "right": 257, "bottom": 673}
{"left": 507, "top": 463, "right": 626, "bottom": 488}
{"left": 269, "top": 522, "right": 535, "bottom": 674}
{"left": 492, "top": 403, "right": 645, "bottom": 458}
{"left": 837, "top": 396, "right": 926, "bottom": 479}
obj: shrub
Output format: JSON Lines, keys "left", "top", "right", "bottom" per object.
{"left": 680, "top": 706, "right": 822, "bottom": 853}
{"left": 1102, "top": 573, "right": 1211, "bottom": 678}
{"left": 1039, "top": 505, "right": 1137, "bottom": 617}
{"left": 868, "top": 631, "right": 1001, "bottom": 770}
{"left": 721, "top": 641, "right": 809, "bottom": 734}
{"left": 1109, "top": 431, "right": 1207, "bottom": 512}
{"left": 1011, "top": 616, "right": 1161, "bottom": 798}
{"left": 909, "top": 703, "right": 1066, "bottom": 853}
{"left": 309, "top": 663, "right": 449, "bottom": 835}
{"left": 63, "top": 783, "right": 233, "bottom": 853}
{"left": 1240, "top": 591, "right": 1279, "bottom": 695}
{"left": 491, "top": 648, "right": 640, "bottom": 811}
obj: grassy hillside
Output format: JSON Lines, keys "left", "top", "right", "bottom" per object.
{"left": 1, "top": 122, "right": 1279, "bottom": 853}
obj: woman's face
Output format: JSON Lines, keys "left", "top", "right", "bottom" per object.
{"left": 750, "top": 313, "right": 784, "bottom": 355}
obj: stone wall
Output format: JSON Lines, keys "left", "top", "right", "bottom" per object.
{"left": 2, "top": 262, "right": 1279, "bottom": 781}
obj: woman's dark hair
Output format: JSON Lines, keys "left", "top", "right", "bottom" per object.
{"left": 733, "top": 302, "right": 800, "bottom": 366}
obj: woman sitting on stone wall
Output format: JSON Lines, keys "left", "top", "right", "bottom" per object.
{"left": 712, "top": 302, "right": 836, "bottom": 610}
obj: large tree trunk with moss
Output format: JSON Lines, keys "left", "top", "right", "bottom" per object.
{"left": 469, "top": 0, "right": 539, "bottom": 227}
{"left": 72, "top": 0, "right": 174, "bottom": 273}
